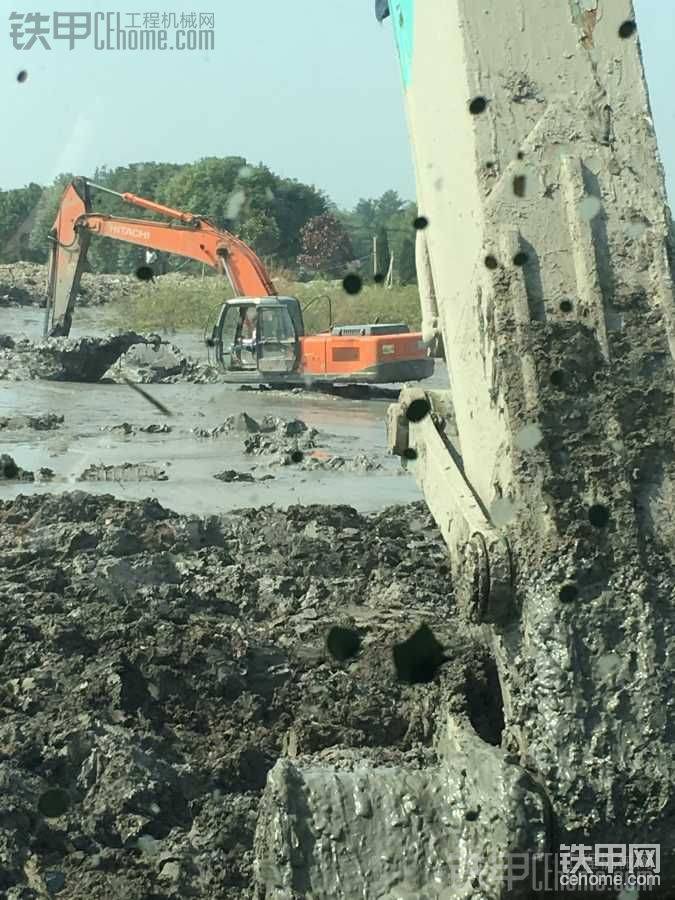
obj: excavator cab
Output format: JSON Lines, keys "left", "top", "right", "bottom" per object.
{"left": 209, "top": 298, "right": 301, "bottom": 381}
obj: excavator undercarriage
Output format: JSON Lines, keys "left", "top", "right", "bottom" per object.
{"left": 252, "top": 1, "right": 675, "bottom": 897}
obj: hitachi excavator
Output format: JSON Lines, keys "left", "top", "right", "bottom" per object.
{"left": 44, "top": 177, "right": 433, "bottom": 385}
{"left": 253, "top": 1, "right": 675, "bottom": 897}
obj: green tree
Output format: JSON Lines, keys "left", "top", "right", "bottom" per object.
{"left": 376, "top": 189, "right": 405, "bottom": 222}
{"left": 0, "top": 182, "right": 43, "bottom": 262}
{"left": 298, "top": 213, "right": 354, "bottom": 275}
{"left": 398, "top": 237, "right": 417, "bottom": 285}
{"left": 239, "top": 212, "right": 281, "bottom": 257}
{"left": 375, "top": 226, "right": 391, "bottom": 280}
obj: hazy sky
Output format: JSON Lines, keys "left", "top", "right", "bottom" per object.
{"left": 1, "top": 0, "right": 673, "bottom": 208}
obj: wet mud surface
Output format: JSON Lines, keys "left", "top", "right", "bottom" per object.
{"left": 0, "top": 491, "right": 490, "bottom": 900}
{"left": 0, "top": 308, "right": 446, "bottom": 515}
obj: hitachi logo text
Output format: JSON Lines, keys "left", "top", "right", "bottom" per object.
{"left": 109, "top": 224, "right": 151, "bottom": 240}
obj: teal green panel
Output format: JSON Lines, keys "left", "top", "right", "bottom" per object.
{"left": 390, "top": 0, "right": 415, "bottom": 88}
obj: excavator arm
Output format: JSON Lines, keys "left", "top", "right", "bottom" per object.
{"left": 44, "top": 176, "right": 276, "bottom": 337}
{"left": 252, "top": 2, "right": 675, "bottom": 896}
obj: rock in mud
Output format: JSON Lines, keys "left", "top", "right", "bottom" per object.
{"left": 78, "top": 462, "right": 168, "bottom": 482}
{"left": 0, "top": 454, "right": 34, "bottom": 481}
{"left": 0, "top": 333, "right": 148, "bottom": 382}
{"left": 0, "top": 491, "right": 498, "bottom": 899}
{"left": 0, "top": 412, "right": 64, "bottom": 431}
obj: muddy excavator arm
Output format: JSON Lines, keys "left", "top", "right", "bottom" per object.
{"left": 44, "top": 176, "right": 276, "bottom": 337}
{"left": 252, "top": 2, "right": 675, "bottom": 896}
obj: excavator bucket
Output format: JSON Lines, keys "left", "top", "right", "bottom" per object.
{"left": 44, "top": 177, "right": 92, "bottom": 337}
{"left": 254, "top": 1, "right": 675, "bottom": 896}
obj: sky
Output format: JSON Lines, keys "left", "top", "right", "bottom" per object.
{"left": 1, "top": 0, "right": 673, "bottom": 209}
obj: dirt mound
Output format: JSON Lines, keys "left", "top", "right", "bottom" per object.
{"left": 0, "top": 492, "right": 496, "bottom": 899}
{"left": 0, "top": 413, "right": 64, "bottom": 431}
{"left": 0, "top": 454, "right": 34, "bottom": 481}
{"left": 105, "top": 337, "right": 226, "bottom": 385}
{"left": 0, "top": 333, "right": 148, "bottom": 382}
{"left": 0, "top": 262, "right": 143, "bottom": 308}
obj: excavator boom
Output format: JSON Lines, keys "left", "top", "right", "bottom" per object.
{"left": 44, "top": 176, "right": 275, "bottom": 337}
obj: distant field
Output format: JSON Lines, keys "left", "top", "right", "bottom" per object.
{"left": 106, "top": 273, "right": 422, "bottom": 335}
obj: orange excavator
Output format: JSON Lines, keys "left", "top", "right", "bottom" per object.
{"left": 45, "top": 177, "right": 434, "bottom": 385}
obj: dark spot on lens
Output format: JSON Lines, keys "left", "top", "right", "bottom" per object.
{"left": 374, "top": 272, "right": 385, "bottom": 284}
{"left": 588, "top": 504, "right": 610, "bottom": 528}
{"left": 550, "top": 369, "right": 566, "bottom": 389}
{"left": 464, "top": 808, "right": 480, "bottom": 821}
{"left": 290, "top": 449, "right": 304, "bottom": 464}
{"left": 469, "top": 96, "right": 488, "bottom": 115}
{"left": 618, "top": 20, "right": 637, "bottom": 38}
{"left": 559, "top": 583, "right": 579, "bottom": 603}
{"left": 403, "top": 448, "right": 418, "bottom": 461}
{"left": 38, "top": 788, "right": 70, "bottom": 819}
{"left": 406, "top": 398, "right": 430, "bottom": 423}
{"left": 413, "top": 215, "right": 429, "bottom": 230}
{"left": 513, "top": 175, "right": 527, "bottom": 198}
{"left": 486, "top": 161, "right": 495, "bottom": 169}
{"left": 484, "top": 255, "right": 499, "bottom": 270}
{"left": 17, "top": 70, "right": 28, "bottom": 84}
{"left": 513, "top": 251, "right": 529, "bottom": 267}
{"left": 560, "top": 299, "right": 573, "bottom": 313}
{"left": 342, "top": 273, "right": 362, "bottom": 295}
{"left": 135, "top": 265, "right": 154, "bottom": 282}
{"left": 517, "top": 151, "right": 525, "bottom": 160}
{"left": 393, "top": 624, "right": 445, "bottom": 684}
{"left": 326, "top": 626, "right": 361, "bottom": 662}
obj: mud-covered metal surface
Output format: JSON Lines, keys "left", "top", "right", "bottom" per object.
{"left": 377, "top": 0, "right": 675, "bottom": 896}
{"left": 0, "top": 491, "right": 496, "bottom": 900}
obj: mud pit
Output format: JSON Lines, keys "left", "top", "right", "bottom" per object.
{"left": 0, "top": 306, "right": 460, "bottom": 898}
{"left": 0, "top": 491, "right": 497, "bottom": 900}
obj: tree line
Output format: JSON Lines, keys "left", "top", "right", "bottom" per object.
{"left": 0, "top": 158, "right": 418, "bottom": 284}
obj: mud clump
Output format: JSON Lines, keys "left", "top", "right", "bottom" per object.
{"left": 192, "top": 413, "right": 307, "bottom": 440}
{"left": 101, "top": 422, "right": 173, "bottom": 436}
{"left": 0, "top": 491, "right": 493, "bottom": 899}
{"left": 0, "top": 333, "right": 148, "bottom": 382}
{"left": 213, "top": 469, "right": 274, "bottom": 483}
{"left": 302, "top": 451, "right": 382, "bottom": 472}
{"left": 78, "top": 463, "right": 168, "bottom": 482}
{"left": 0, "top": 454, "right": 34, "bottom": 481}
{"left": 0, "top": 413, "right": 64, "bottom": 431}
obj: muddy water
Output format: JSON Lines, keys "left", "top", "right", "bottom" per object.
{"left": 0, "top": 305, "right": 448, "bottom": 515}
